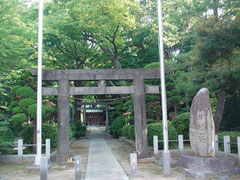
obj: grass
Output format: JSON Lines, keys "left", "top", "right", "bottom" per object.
{"left": 0, "top": 163, "right": 27, "bottom": 175}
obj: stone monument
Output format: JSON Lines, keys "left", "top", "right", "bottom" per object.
{"left": 189, "top": 88, "right": 215, "bottom": 157}
{"left": 178, "top": 88, "right": 240, "bottom": 179}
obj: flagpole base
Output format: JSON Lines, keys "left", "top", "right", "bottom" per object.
{"left": 163, "top": 150, "right": 171, "bottom": 175}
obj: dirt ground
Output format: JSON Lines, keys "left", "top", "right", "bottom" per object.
{"left": 1, "top": 130, "right": 240, "bottom": 180}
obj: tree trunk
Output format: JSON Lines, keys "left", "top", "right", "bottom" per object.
{"left": 214, "top": 91, "right": 225, "bottom": 134}
{"left": 212, "top": 0, "right": 219, "bottom": 18}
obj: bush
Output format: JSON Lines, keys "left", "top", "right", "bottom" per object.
{"left": 11, "top": 113, "right": 27, "bottom": 135}
{"left": 12, "top": 106, "right": 24, "bottom": 114}
{"left": 16, "top": 86, "right": 34, "bottom": 98}
{"left": 22, "top": 123, "right": 57, "bottom": 148}
{"left": 171, "top": 112, "right": 190, "bottom": 138}
{"left": 146, "top": 119, "right": 156, "bottom": 124}
{"left": 218, "top": 132, "right": 240, "bottom": 153}
{"left": 19, "top": 98, "right": 35, "bottom": 108}
{"left": 220, "top": 95, "right": 240, "bottom": 131}
{"left": 110, "top": 116, "right": 125, "bottom": 137}
{"left": 28, "top": 104, "right": 46, "bottom": 118}
{"left": 147, "top": 122, "right": 177, "bottom": 148}
{"left": 129, "top": 125, "right": 135, "bottom": 140}
{"left": 0, "top": 121, "right": 14, "bottom": 154}
{"left": 73, "top": 121, "right": 86, "bottom": 138}
{"left": 122, "top": 125, "right": 131, "bottom": 139}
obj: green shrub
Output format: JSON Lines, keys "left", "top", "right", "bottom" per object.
{"left": 11, "top": 113, "right": 27, "bottom": 135}
{"left": 122, "top": 125, "right": 131, "bottom": 139}
{"left": 28, "top": 104, "right": 46, "bottom": 118}
{"left": 22, "top": 123, "right": 57, "bottom": 148}
{"left": 10, "top": 85, "right": 22, "bottom": 95}
{"left": 220, "top": 94, "right": 240, "bottom": 131}
{"left": 19, "top": 98, "right": 35, "bottom": 108}
{"left": 171, "top": 112, "right": 190, "bottom": 138}
{"left": 12, "top": 106, "right": 24, "bottom": 114}
{"left": 146, "top": 119, "right": 156, "bottom": 124}
{"left": 218, "top": 132, "right": 240, "bottom": 153}
{"left": 16, "top": 86, "right": 34, "bottom": 98}
{"left": 44, "top": 106, "right": 56, "bottom": 120}
{"left": 7, "top": 101, "right": 18, "bottom": 112}
{"left": 147, "top": 122, "right": 177, "bottom": 149}
{"left": 0, "top": 121, "right": 14, "bottom": 154}
{"left": 129, "top": 125, "right": 135, "bottom": 140}
{"left": 110, "top": 116, "right": 125, "bottom": 137}
{"left": 73, "top": 121, "right": 86, "bottom": 138}
{"left": 144, "top": 62, "right": 160, "bottom": 68}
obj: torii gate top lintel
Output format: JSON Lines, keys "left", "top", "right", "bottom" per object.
{"left": 29, "top": 68, "right": 160, "bottom": 81}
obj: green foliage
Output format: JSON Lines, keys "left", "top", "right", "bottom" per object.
{"left": 7, "top": 101, "right": 18, "bottom": 112}
{"left": 0, "top": 121, "right": 14, "bottom": 154}
{"left": 122, "top": 125, "right": 131, "bottom": 139}
{"left": 171, "top": 112, "right": 190, "bottom": 138}
{"left": 147, "top": 122, "right": 177, "bottom": 148}
{"left": 12, "top": 106, "right": 24, "bottom": 114}
{"left": 22, "top": 123, "right": 57, "bottom": 148}
{"left": 44, "top": 106, "right": 56, "bottom": 121}
{"left": 220, "top": 94, "right": 240, "bottom": 131}
{"left": 144, "top": 62, "right": 160, "bottom": 69}
{"left": 129, "top": 125, "right": 135, "bottom": 141}
{"left": 110, "top": 116, "right": 125, "bottom": 137}
{"left": 218, "top": 132, "right": 240, "bottom": 154}
{"left": 73, "top": 121, "right": 86, "bottom": 138}
{"left": 28, "top": 104, "right": 46, "bottom": 118}
{"left": 19, "top": 98, "right": 35, "bottom": 108}
{"left": 16, "top": 87, "right": 34, "bottom": 98}
{"left": 146, "top": 119, "right": 156, "bottom": 124}
{"left": 11, "top": 113, "right": 27, "bottom": 135}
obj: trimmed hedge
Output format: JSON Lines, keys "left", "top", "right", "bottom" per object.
{"left": 22, "top": 123, "right": 57, "bottom": 148}
{"left": 218, "top": 132, "right": 240, "bottom": 153}
{"left": 11, "top": 113, "right": 27, "bottom": 135}
{"left": 122, "top": 125, "right": 131, "bottom": 139}
{"left": 73, "top": 121, "right": 86, "bottom": 138}
{"left": 0, "top": 121, "right": 14, "bottom": 154}
{"left": 110, "top": 116, "right": 125, "bottom": 137}
{"left": 147, "top": 122, "right": 177, "bottom": 148}
{"left": 129, "top": 125, "right": 135, "bottom": 140}
{"left": 171, "top": 112, "right": 190, "bottom": 138}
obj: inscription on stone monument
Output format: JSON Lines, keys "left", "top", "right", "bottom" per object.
{"left": 189, "top": 88, "right": 215, "bottom": 157}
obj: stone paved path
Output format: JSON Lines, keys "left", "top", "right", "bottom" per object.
{"left": 85, "top": 127, "right": 129, "bottom": 180}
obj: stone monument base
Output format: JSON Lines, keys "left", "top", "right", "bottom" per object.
{"left": 177, "top": 155, "right": 240, "bottom": 179}
{"left": 25, "top": 164, "right": 52, "bottom": 173}
{"left": 52, "top": 153, "right": 73, "bottom": 164}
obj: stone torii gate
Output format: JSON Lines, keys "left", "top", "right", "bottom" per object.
{"left": 30, "top": 68, "right": 160, "bottom": 161}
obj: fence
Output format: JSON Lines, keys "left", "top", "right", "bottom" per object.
{"left": 153, "top": 135, "right": 240, "bottom": 160}
{"left": 17, "top": 139, "right": 51, "bottom": 160}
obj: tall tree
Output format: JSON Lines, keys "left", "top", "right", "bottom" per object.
{"left": 193, "top": 15, "right": 240, "bottom": 133}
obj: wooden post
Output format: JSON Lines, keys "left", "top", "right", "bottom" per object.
{"left": 18, "top": 139, "right": 23, "bottom": 157}
{"left": 153, "top": 136, "right": 158, "bottom": 156}
{"left": 224, "top": 136, "right": 231, "bottom": 154}
{"left": 75, "top": 155, "right": 82, "bottom": 180}
{"left": 130, "top": 153, "right": 137, "bottom": 177}
{"left": 178, "top": 135, "right": 184, "bottom": 151}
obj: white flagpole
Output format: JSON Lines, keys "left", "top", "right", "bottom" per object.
{"left": 34, "top": 0, "right": 43, "bottom": 166}
{"left": 157, "top": 0, "right": 171, "bottom": 174}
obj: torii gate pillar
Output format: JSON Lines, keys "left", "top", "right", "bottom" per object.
{"left": 134, "top": 77, "right": 150, "bottom": 158}
{"left": 53, "top": 78, "right": 71, "bottom": 162}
